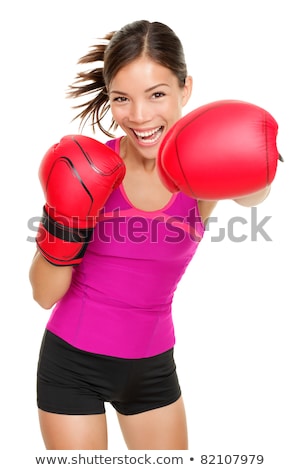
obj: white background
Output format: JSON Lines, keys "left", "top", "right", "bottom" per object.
{"left": 1, "top": 0, "right": 299, "bottom": 468}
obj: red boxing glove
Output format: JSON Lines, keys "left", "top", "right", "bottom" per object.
{"left": 157, "top": 100, "right": 281, "bottom": 200}
{"left": 37, "top": 135, "right": 125, "bottom": 266}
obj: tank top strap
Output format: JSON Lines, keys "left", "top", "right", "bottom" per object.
{"left": 105, "top": 137, "right": 122, "bottom": 153}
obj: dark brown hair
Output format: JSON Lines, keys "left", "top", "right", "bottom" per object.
{"left": 68, "top": 20, "right": 188, "bottom": 137}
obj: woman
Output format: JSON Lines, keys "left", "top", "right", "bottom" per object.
{"left": 29, "top": 20, "right": 271, "bottom": 450}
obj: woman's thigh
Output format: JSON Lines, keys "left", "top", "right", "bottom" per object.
{"left": 38, "top": 410, "right": 108, "bottom": 450}
{"left": 117, "top": 396, "right": 188, "bottom": 450}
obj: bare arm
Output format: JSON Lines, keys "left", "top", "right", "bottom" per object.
{"left": 233, "top": 185, "right": 271, "bottom": 207}
{"left": 198, "top": 186, "right": 270, "bottom": 225}
{"left": 197, "top": 200, "right": 218, "bottom": 225}
{"left": 29, "top": 250, "right": 73, "bottom": 310}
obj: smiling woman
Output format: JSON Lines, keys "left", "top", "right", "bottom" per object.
{"left": 108, "top": 57, "right": 192, "bottom": 154}
{"left": 29, "top": 19, "right": 279, "bottom": 451}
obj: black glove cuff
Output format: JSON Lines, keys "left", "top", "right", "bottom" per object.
{"left": 41, "top": 207, "right": 94, "bottom": 243}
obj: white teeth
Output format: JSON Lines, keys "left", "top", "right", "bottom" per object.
{"left": 134, "top": 126, "right": 161, "bottom": 138}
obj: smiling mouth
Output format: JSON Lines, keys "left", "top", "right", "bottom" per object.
{"left": 132, "top": 126, "right": 163, "bottom": 144}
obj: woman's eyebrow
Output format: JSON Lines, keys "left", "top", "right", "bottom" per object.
{"left": 109, "top": 83, "right": 170, "bottom": 95}
{"left": 145, "top": 83, "right": 170, "bottom": 92}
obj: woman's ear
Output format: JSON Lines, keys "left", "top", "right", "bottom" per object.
{"left": 182, "top": 75, "right": 193, "bottom": 106}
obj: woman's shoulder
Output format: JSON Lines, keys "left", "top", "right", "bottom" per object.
{"left": 197, "top": 200, "right": 218, "bottom": 225}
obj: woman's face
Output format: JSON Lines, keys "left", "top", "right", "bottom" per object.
{"left": 109, "top": 56, "right": 192, "bottom": 159}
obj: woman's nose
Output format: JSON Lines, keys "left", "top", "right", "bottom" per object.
{"left": 128, "top": 102, "right": 151, "bottom": 123}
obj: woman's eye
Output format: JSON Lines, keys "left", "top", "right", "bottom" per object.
{"left": 153, "top": 92, "right": 165, "bottom": 99}
{"left": 113, "top": 96, "right": 128, "bottom": 103}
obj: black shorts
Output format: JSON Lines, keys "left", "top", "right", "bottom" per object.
{"left": 37, "top": 330, "right": 181, "bottom": 416}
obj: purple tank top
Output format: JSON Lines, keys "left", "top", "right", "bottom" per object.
{"left": 46, "top": 138, "right": 205, "bottom": 358}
